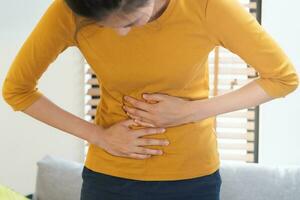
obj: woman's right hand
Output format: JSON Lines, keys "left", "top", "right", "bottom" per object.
{"left": 92, "top": 119, "right": 170, "bottom": 160}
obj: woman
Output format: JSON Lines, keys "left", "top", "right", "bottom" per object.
{"left": 2, "top": 0, "right": 298, "bottom": 199}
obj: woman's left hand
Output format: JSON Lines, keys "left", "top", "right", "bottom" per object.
{"left": 122, "top": 93, "right": 196, "bottom": 128}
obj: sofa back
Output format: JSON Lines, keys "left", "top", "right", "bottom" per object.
{"left": 33, "top": 155, "right": 300, "bottom": 200}
{"left": 220, "top": 161, "right": 300, "bottom": 200}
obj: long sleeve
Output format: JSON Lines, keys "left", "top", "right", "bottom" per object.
{"left": 2, "top": 0, "right": 76, "bottom": 111}
{"left": 202, "top": 0, "right": 299, "bottom": 98}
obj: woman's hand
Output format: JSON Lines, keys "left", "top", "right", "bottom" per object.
{"left": 122, "top": 80, "right": 279, "bottom": 129}
{"left": 122, "top": 93, "right": 196, "bottom": 128}
{"left": 95, "top": 119, "right": 170, "bottom": 159}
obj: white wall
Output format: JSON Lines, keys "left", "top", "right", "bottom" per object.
{"left": 0, "top": 0, "right": 85, "bottom": 196}
{"left": 259, "top": 0, "right": 300, "bottom": 165}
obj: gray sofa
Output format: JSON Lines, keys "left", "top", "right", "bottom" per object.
{"left": 32, "top": 155, "right": 300, "bottom": 200}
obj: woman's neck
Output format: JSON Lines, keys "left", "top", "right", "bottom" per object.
{"left": 148, "top": 0, "right": 170, "bottom": 23}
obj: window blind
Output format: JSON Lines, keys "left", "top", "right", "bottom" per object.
{"left": 84, "top": 0, "right": 262, "bottom": 163}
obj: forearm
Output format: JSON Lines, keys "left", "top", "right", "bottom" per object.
{"left": 22, "top": 95, "right": 104, "bottom": 145}
{"left": 188, "top": 79, "right": 275, "bottom": 122}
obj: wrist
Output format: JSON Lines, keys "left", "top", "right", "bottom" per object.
{"left": 87, "top": 124, "right": 107, "bottom": 147}
{"left": 184, "top": 99, "right": 211, "bottom": 123}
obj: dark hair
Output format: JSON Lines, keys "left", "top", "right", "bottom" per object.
{"left": 64, "top": 0, "right": 150, "bottom": 43}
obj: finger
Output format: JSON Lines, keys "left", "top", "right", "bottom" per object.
{"left": 123, "top": 105, "right": 153, "bottom": 120}
{"left": 135, "top": 147, "right": 164, "bottom": 156}
{"left": 123, "top": 96, "right": 153, "bottom": 112}
{"left": 133, "top": 127, "right": 166, "bottom": 137}
{"left": 142, "top": 93, "right": 165, "bottom": 102}
{"left": 122, "top": 119, "right": 139, "bottom": 127}
{"left": 133, "top": 119, "right": 156, "bottom": 128}
{"left": 136, "top": 138, "right": 170, "bottom": 146}
{"left": 125, "top": 112, "right": 155, "bottom": 126}
{"left": 128, "top": 153, "right": 152, "bottom": 159}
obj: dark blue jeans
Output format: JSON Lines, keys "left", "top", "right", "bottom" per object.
{"left": 80, "top": 166, "right": 222, "bottom": 200}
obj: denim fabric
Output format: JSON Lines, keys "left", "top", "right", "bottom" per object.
{"left": 80, "top": 166, "right": 222, "bottom": 200}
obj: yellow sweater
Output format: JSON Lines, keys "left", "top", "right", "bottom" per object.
{"left": 2, "top": 0, "right": 299, "bottom": 181}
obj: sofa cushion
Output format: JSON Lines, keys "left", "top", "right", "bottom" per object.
{"left": 32, "top": 155, "right": 83, "bottom": 200}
